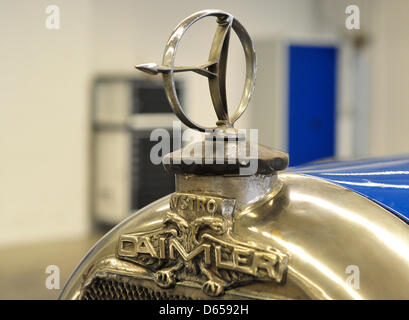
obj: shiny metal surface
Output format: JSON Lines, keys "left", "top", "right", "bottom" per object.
{"left": 288, "top": 154, "right": 409, "bottom": 221}
{"left": 135, "top": 9, "right": 257, "bottom": 132}
{"left": 175, "top": 174, "right": 281, "bottom": 210}
{"left": 61, "top": 172, "right": 409, "bottom": 299}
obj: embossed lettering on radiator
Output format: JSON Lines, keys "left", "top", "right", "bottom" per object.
{"left": 117, "top": 192, "right": 288, "bottom": 297}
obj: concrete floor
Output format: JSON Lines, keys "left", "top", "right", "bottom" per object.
{"left": 0, "top": 234, "right": 102, "bottom": 300}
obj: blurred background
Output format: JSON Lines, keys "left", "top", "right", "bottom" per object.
{"left": 0, "top": 0, "right": 408, "bottom": 299}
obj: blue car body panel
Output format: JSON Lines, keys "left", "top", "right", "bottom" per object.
{"left": 287, "top": 154, "right": 409, "bottom": 223}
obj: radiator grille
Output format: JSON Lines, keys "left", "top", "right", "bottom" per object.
{"left": 81, "top": 276, "right": 192, "bottom": 300}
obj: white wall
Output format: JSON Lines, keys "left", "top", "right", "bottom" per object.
{"left": 369, "top": 0, "right": 409, "bottom": 156}
{"left": 0, "top": 0, "right": 91, "bottom": 246}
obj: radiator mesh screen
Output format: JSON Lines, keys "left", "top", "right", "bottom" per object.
{"left": 81, "top": 276, "right": 193, "bottom": 300}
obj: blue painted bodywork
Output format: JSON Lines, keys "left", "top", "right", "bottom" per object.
{"left": 288, "top": 154, "right": 409, "bottom": 222}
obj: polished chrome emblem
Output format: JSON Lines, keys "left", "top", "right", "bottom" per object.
{"left": 135, "top": 9, "right": 257, "bottom": 132}
{"left": 118, "top": 192, "right": 288, "bottom": 297}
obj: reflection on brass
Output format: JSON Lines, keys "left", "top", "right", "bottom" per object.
{"left": 117, "top": 192, "right": 288, "bottom": 297}
{"left": 61, "top": 173, "right": 409, "bottom": 300}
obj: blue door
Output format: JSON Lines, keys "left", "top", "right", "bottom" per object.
{"left": 288, "top": 45, "right": 337, "bottom": 166}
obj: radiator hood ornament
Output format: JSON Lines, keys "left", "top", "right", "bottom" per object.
{"left": 135, "top": 10, "right": 256, "bottom": 132}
